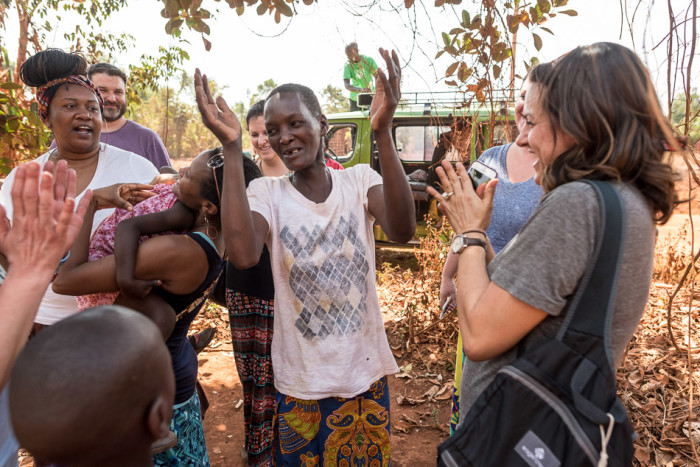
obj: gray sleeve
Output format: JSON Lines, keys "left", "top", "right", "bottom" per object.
{"left": 488, "top": 182, "right": 601, "bottom": 316}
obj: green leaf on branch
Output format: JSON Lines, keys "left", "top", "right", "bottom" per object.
{"left": 445, "top": 62, "right": 459, "bottom": 77}
{"left": 461, "top": 10, "right": 470, "bottom": 28}
{"left": 6, "top": 117, "right": 20, "bottom": 133}
{"left": 533, "top": 32, "right": 542, "bottom": 51}
{"left": 274, "top": 0, "right": 293, "bottom": 17}
{"left": 540, "top": 26, "right": 554, "bottom": 35}
{"left": 165, "top": 17, "right": 184, "bottom": 34}
{"left": 442, "top": 32, "right": 451, "bottom": 46}
{"left": 537, "top": 0, "right": 551, "bottom": 14}
{"left": 0, "top": 83, "right": 23, "bottom": 90}
{"left": 457, "top": 63, "right": 472, "bottom": 82}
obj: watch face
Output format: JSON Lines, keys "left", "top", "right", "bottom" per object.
{"left": 450, "top": 235, "right": 463, "bottom": 254}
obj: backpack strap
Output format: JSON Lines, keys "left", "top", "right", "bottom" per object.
{"left": 555, "top": 180, "right": 625, "bottom": 371}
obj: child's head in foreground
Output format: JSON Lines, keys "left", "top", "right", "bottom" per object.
{"left": 10, "top": 305, "right": 175, "bottom": 467}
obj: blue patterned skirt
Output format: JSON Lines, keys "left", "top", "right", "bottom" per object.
{"left": 153, "top": 391, "right": 210, "bottom": 466}
{"left": 274, "top": 377, "right": 391, "bottom": 466}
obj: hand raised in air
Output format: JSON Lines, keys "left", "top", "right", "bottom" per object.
{"left": 370, "top": 48, "right": 401, "bottom": 132}
{"left": 195, "top": 68, "right": 242, "bottom": 148}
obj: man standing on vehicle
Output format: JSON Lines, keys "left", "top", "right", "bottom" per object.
{"left": 88, "top": 63, "right": 172, "bottom": 170}
{"left": 343, "top": 42, "right": 378, "bottom": 111}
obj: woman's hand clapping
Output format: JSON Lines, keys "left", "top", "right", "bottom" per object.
{"left": 0, "top": 160, "right": 90, "bottom": 276}
{"left": 426, "top": 160, "right": 498, "bottom": 234}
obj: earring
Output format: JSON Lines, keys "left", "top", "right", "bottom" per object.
{"left": 204, "top": 214, "right": 219, "bottom": 240}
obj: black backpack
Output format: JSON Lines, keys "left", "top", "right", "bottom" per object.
{"left": 438, "top": 181, "right": 636, "bottom": 467}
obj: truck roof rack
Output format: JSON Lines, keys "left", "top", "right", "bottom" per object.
{"left": 397, "top": 89, "right": 516, "bottom": 108}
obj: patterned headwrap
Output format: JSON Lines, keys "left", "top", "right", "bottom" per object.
{"left": 36, "top": 75, "right": 104, "bottom": 125}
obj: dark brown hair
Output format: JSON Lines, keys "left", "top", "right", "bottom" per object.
{"left": 87, "top": 63, "right": 127, "bottom": 84}
{"left": 535, "top": 42, "right": 677, "bottom": 224}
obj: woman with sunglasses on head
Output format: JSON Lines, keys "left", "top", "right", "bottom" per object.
{"left": 53, "top": 148, "right": 261, "bottom": 465}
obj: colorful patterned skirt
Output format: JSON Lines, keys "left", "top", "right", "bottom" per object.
{"left": 153, "top": 391, "right": 210, "bottom": 466}
{"left": 274, "top": 377, "right": 391, "bottom": 466}
{"left": 227, "top": 290, "right": 276, "bottom": 467}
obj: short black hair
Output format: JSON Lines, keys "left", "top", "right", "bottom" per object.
{"left": 246, "top": 100, "right": 265, "bottom": 128}
{"left": 345, "top": 42, "right": 358, "bottom": 55}
{"left": 266, "top": 83, "right": 323, "bottom": 120}
{"left": 87, "top": 63, "right": 127, "bottom": 84}
{"left": 19, "top": 49, "right": 87, "bottom": 87}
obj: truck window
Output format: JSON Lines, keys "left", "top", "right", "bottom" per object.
{"left": 395, "top": 126, "right": 444, "bottom": 162}
{"left": 327, "top": 125, "right": 357, "bottom": 163}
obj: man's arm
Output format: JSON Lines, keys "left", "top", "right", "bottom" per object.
{"left": 343, "top": 78, "right": 368, "bottom": 93}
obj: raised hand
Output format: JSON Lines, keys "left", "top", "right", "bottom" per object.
{"left": 194, "top": 68, "right": 242, "bottom": 148}
{"left": 0, "top": 162, "right": 90, "bottom": 276}
{"left": 370, "top": 48, "right": 401, "bottom": 132}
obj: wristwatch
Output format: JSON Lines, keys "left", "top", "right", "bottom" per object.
{"left": 450, "top": 234, "right": 487, "bottom": 254}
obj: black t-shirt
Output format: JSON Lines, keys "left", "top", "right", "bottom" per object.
{"left": 226, "top": 245, "right": 275, "bottom": 300}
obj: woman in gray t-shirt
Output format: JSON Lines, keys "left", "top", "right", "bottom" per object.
{"left": 427, "top": 42, "right": 679, "bottom": 422}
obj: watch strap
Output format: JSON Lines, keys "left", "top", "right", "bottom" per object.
{"left": 453, "top": 234, "right": 487, "bottom": 253}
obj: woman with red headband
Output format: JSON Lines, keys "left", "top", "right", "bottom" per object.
{"left": 0, "top": 49, "right": 158, "bottom": 332}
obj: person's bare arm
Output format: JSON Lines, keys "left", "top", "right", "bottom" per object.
{"left": 428, "top": 160, "right": 546, "bottom": 361}
{"left": 194, "top": 69, "right": 269, "bottom": 268}
{"left": 0, "top": 161, "right": 90, "bottom": 389}
{"left": 366, "top": 48, "right": 415, "bottom": 243}
{"left": 52, "top": 183, "right": 155, "bottom": 295}
{"left": 343, "top": 78, "right": 367, "bottom": 94}
{"left": 115, "top": 202, "right": 196, "bottom": 299}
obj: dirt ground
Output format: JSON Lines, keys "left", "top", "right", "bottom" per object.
{"left": 195, "top": 311, "right": 452, "bottom": 467}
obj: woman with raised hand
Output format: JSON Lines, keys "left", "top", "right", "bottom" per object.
{"left": 196, "top": 48, "right": 414, "bottom": 465}
{"left": 428, "top": 42, "right": 677, "bottom": 433}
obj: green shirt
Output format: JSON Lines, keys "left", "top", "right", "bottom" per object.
{"left": 343, "top": 55, "right": 378, "bottom": 102}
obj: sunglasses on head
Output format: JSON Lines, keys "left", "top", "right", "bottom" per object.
{"left": 207, "top": 153, "right": 224, "bottom": 203}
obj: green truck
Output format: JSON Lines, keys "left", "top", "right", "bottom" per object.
{"left": 325, "top": 93, "right": 517, "bottom": 243}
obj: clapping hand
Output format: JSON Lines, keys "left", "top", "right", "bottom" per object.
{"left": 195, "top": 68, "right": 242, "bottom": 149}
{"left": 370, "top": 48, "right": 401, "bottom": 132}
{"left": 0, "top": 161, "right": 91, "bottom": 276}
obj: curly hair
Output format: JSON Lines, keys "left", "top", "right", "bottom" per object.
{"left": 19, "top": 49, "right": 87, "bottom": 87}
{"left": 533, "top": 42, "right": 677, "bottom": 224}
